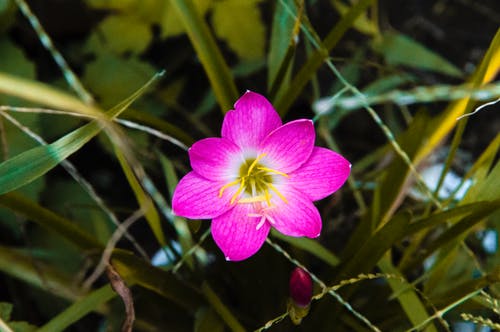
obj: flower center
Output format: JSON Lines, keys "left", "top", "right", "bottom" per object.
{"left": 218, "top": 153, "right": 288, "bottom": 206}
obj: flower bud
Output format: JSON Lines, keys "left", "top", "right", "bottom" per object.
{"left": 288, "top": 267, "right": 313, "bottom": 324}
{"left": 289, "top": 267, "right": 313, "bottom": 307}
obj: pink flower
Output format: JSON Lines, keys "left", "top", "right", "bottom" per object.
{"left": 172, "top": 91, "right": 351, "bottom": 261}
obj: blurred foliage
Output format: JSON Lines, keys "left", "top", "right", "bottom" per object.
{"left": 0, "top": 0, "right": 499, "bottom": 331}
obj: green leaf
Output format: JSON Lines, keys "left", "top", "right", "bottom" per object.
{"left": 373, "top": 112, "right": 429, "bottom": 225}
{"left": 335, "top": 212, "right": 411, "bottom": 283}
{"left": 83, "top": 53, "right": 157, "bottom": 108}
{"left": 268, "top": 0, "right": 298, "bottom": 86}
{"left": 0, "top": 302, "right": 13, "bottom": 321}
{"left": 113, "top": 147, "right": 166, "bottom": 246}
{"left": 361, "top": 73, "right": 415, "bottom": 96}
{"left": 330, "top": 0, "right": 379, "bottom": 36}
{"left": 0, "top": 71, "right": 163, "bottom": 195}
{"left": 0, "top": 72, "right": 97, "bottom": 117}
{"left": 271, "top": 229, "right": 339, "bottom": 267}
{"left": 0, "top": 123, "right": 97, "bottom": 195}
{"left": 378, "top": 255, "right": 437, "bottom": 332}
{"left": 200, "top": 282, "right": 245, "bottom": 332}
{"left": 0, "top": 192, "right": 103, "bottom": 251}
{"left": 111, "top": 250, "right": 205, "bottom": 311}
{"left": 414, "top": 29, "right": 500, "bottom": 164}
{"left": 7, "top": 321, "right": 37, "bottom": 332}
{"left": 211, "top": 0, "right": 265, "bottom": 60}
{"left": 159, "top": 0, "right": 212, "bottom": 39}
{"left": 0, "top": 39, "right": 43, "bottom": 213}
{"left": 460, "top": 133, "right": 500, "bottom": 201}
{"left": 0, "top": 193, "right": 205, "bottom": 312}
{"left": 274, "top": 0, "right": 376, "bottom": 115}
{"left": 429, "top": 269, "right": 500, "bottom": 308}
{"left": 159, "top": 153, "right": 195, "bottom": 267}
{"left": 372, "top": 32, "right": 463, "bottom": 78}
{"left": 267, "top": 0, "right": 301, "bottom": 100}
{"left": 43, "top": 180, "right": 111, "bottom": 245}
{"left": 403, "top": 200, "right": 500, "bottom": 271}
{"left": 85, "top": 14, "right": 152, "bottom": 55}
{"left": 194, "top": 307, "right": 225, "bottom": 332}
{"left": 0, "top": 40, "right": 46, "bottom": 233}
{"left": 0, "top": 1, "right": 16, "bottom": 33}
{"left": 341, "top": 113, "right": 428, "bottom": 261}
{"left": 0, "top": 245, "right": 85, "bottom": 301}
{"left": 0, "top": 37, "right": 36, "bottom": 105}
{"left": 465, "top": 160, "right": 500, "bottom": 201}
{"left": 85, "top": 0, "right": 139, "bottom": 11}
{"left": 328, "top": 213, "right": 412, "bottom": 323}
{"left": 38, "top": 285, "right": 117, "bottom": 332}
{"left": 404, "top": 200, "right": 500, "bottom": 237}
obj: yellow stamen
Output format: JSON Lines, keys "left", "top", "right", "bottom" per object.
{"left": 219, "top": 179, "right": 240, "bottom": 197}
{"left": 230, "top": 177, "right": 246, "bottom": 204}
{"left": 257, "top": 166, "right": 289, "bottom": 178}
{"left": 267, "top": 183, "right": 288, "bottom": 204}
{"left": 218, "top": 152, "right": 290, "bottom": 207}
{"left": 246, "top": 153, "right": 267, "bottom": 175}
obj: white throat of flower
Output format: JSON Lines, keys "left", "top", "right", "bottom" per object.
{"left": 218, "top": 153, "right": 289, "bottom": 207}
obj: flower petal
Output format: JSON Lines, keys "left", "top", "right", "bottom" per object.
{"left": 259, "top": 119, "right": 315, "bottom": 173}
{"left": 221, "top": 91, "right": 282, "bottom": 150}
{"left": 211, "top": 203, "right": 271, "bottom": 261}
{"left": 288, "top": 147, "right": 351, "bottom": 201}
{"left": 189, "top": 137, "right": 243, "bottom": 181}
{"left": 266, "top": 185, "right": 321, "bottom": 238}
{"left": 172, "top": 172, "right": 235, "bottom": 219}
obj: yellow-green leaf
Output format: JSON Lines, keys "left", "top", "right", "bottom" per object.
{"left": 211, "top": 0, "right": 265, "bottom": 60}
{"left": 85, "top": 14, "right": 152, "bottom": 55}
{"left": 330, "top": 0, "right": 378, "bottom": 36}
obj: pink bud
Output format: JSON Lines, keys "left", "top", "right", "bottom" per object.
{"left": 289, "top": 267, "right": 313, "bottom": 307}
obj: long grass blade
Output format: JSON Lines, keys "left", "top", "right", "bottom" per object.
{"left": 169, "top": 0, "right": 238, "bottom": 112}
{"left": 0, "top": 71, "right": 163, "bottom": 195}
{"left": 274, "top": 0, "right": 375, "bottom": 114}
